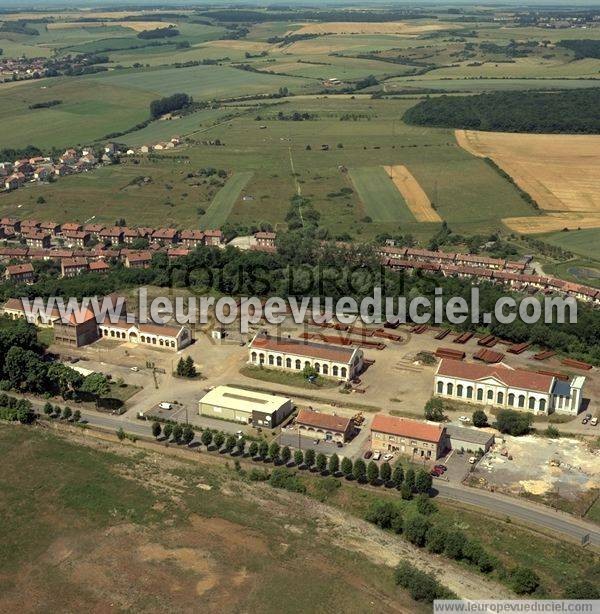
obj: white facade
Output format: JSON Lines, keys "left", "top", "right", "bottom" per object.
{"left": 248, "top": 333, "right": 363, "bottom": 382}
{"left": 434, "top": 364, "right": 585, "bottom": 416}
{"left": 99, "top": 321, "right": 191, "bottom": 351}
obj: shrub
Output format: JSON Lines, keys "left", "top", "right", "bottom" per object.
{"left": 394, "top": 561, "right": 456, "bottom": 603}
{"left": 403, "top": 514, "right": 430, "bottom": 547}
{"left": 269, "top": 468, "right": 306, "bottom": 493}
{"left": 415, "top": 494, "right": 437, "bottom": 516}
{"left": 472, "top": 409, "right": 488, "bottom": 427}
{"left": 509, "top": 566, "right": 540, "bottom": 595}
{"left": 425, "top": 525, "right": 448, "bottom": 553}
{"left": 496, "top": 409, "right": 533, "bottom": 436}
{"left": 365, "top": 500, "right": 400, "bottom": 530}
{"left": 444, "top": 530, "right": 465, "bottom": 559}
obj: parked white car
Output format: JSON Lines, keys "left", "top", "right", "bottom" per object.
{"left": 159, "top": 402, "right": 173, "bottom": 410}
{"left": 373, "top": 451, "right": 381, "bottom": 461}
{"left": 383, "top": 453, "right": 394, "bottom": 461}
{"left": 468, "top": 456, "right": 477, "bottom": 464}
{"left": 459, "top": 416, "right": 470, "bottom": 423}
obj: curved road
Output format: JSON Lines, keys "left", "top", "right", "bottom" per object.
{"left": 434, "top": 482, "right": 600, "bottom": 547}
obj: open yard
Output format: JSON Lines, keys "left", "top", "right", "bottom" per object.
{"left": 456, "top": 130, "right": 600, "bottom": 234}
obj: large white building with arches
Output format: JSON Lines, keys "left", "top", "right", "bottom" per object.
{"left": 434, "top": 358, "right": 585, "bottom": 416}
{"left": 98, "top": 320, "right": 192, "bottom": 351}
{"left": 248, "top": 332, "right": 363, "bottom": 382}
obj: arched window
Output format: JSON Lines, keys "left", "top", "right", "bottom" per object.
{"left": 286, "top": 357, "right": 292, "bottom": 368}
{"left": 539, "top": 398, "right": 546, "bottom": 412}
{"left": 518, "top": 395, "right": 525, "bottom": 408}
{"left": 447, "top": 382, "right": 454, "bottom": 395}
{"left": 487, "top": 389, "right": 493, "bottom": 401}
{"left": 259, "top": 353, "right": 265, "bottom": 364}
{"left": 322, "top": 364, "right": 329, "bottom": 375}
{"left": 340, "top": 367, "right": 347, "bottom": 378}
{"left": 251, "top": 351, "right": 257, "bottom": 363}
{"left": 314, "top": 363, "right": 320, "bottom": 373}
{"left": 295, "top": 359, "right": 301, "bottom": 369}
{"left": 304, "top": 361, "right": 310, "bottom": 369}
{"left": 477, "top": 388, "right": 483, "bottom": 401}
{"left": 528, "top": 397, "right": 535, "bottom": 410}
{"left": 276, "top": 356, "right": 282, "bottom": 366}
{"left": 332, "top": 366, "right": 339, "bottom": 376}
{"left": 508, "top": 393, "right": 515, "bottom": 406}
{"left": 268, "top": 355, "right": 274, "bottom": 365}
{"left": 466, "top": 386, "right": 473, "bottom": 399}
{"left": 497, "top": 391, "right": 504, "bottom": 404}
{"left": 437, "top": 381, "right": 444, "bottom": 394}
{"left": 457, "top": 384, "right": 463, "bottom": 397}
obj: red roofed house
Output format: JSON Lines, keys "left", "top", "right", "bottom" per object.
{"left": 5, "top": 263, "right": 35, "bottom": 284}
{"left": 255, "top": 231, "right": 276, "bottom": 248}
{"left": 89, "top": 260, "right": 110, "bottom": 274}
{"left": 125, "top": 251, "right": 152, "bottom": 269}
{"left": 371, "top": 415, "right": 449, "bottom": 461}
{"left": 151, "top": 228, "right": 179, "bottom": 245}
{"left": 248, "top": 332, "right": 363, "bottom": 381}
{"left": 434, "top": 358, "right": 585, "bottom": 416}
{"left": 98, "top": 227, "right": 124, "bottom": 245}
{"left": 23, "top": 231, "right": 51, "bottom": 249}
{"left": 62, "top": 230, "right": 91, "bottom": 247}
{"left": 61, "top": 257, "right": 88, "bottom": 278}
{"left": 296, "top": 408, "right": 354, "bottom": 443}
{"left": 204, "top": 229, "right": 223, "bottom": 246}
{"left": 180, "top": 230, "right": 204, "bottom": 248}
{"left": 122, "top": 227, "right": 140, "bottom": 244}
{"left": 4, "top": 172, "right": 25, "bottom": 191}
{"left": 53, "top": 308, "right": 100, "bottom": 348}
{"left": 40, "top": 221, "right": 61, "bottom": 236}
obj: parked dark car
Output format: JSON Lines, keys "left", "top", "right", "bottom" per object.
{"left": 363, "top": 450, "right": 373, "bottom": 459}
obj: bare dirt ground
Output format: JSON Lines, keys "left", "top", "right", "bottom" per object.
{"left": 455, "top": 129, "right": 600, "bottom": 233}
{"left": 472, "top": 434, "right": 600, "bottom": 500}
{"left": 383, "top": 164, "right": 442, "bottom": 222}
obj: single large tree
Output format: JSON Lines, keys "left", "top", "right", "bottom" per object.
{"left": 328, "top": 453, "right": 340, "bottom": 474}
{"left": 367, "top": 460, "right": 379, "bottom": 484}
{"left": 294, "top": 449, "right": 304, "bottom": 466}
{"left": 353, "top": 459, "right": 366, "bottom": 482}
{"left": 380, "top": 461, "right": 392, "bottom": 483}
{"left": 304, "top": 448, "right": 315, "bottom": 467}
{"left": 201, "top": 429, "right": 213, "bottom": 448}
{"left": 392, "top": 464, "right": 404, "bottom": 488}
{"left": 341, "top": 456, "right": 353, "bottom": 476}
{"left": 152, "top": 421, "right": 162, "bottom": 438}
{"left": 182, "top": 425, "right": 194, "bottom": 446}
{"left": 316, "top": 453, "right": 327, "bottom": 473}
{"left": 281, "top": 445, "right": 291, "bottom": 464}
{"left": 213, "top": 431, "right": 225, "bottom": 449}
{"left": 415, "top": 469, "right": 433, "bottom": 494}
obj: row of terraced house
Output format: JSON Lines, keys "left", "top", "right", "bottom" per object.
{"left": 377, "top": 245, "right": 600, "bottom": 306}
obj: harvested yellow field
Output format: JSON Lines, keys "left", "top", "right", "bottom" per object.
{"left": 203, "top": 40, "right": 273, "bottom": 53}
{"left": 503, "top": 213, "right": 600, "bottom": 234}
{"left": 383, "top": 165, "right": 441, "bottom": 222}
{"left": 456, "top": 129, "right": 600, "bottom": 233}
{"left": 47, "top": 21, "right": 174, "bottom": 31}
{"left": 292, "top": 21, "right": 454, "bottom": 36}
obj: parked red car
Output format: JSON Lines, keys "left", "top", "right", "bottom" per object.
{"left": 434, "top": 464, "right": 447, "bottom": 473}
{"left": 430, "top": 467, "right": 444, "bottom": 477}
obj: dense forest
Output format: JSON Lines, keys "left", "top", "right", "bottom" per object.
{"left": 403, "top": 89, "right": 600, "bottom": 134}
{"left": 149, "top": 92, "right": 192, "bottom": 119}
{"left": 2, "top": 233, "right": 599, "bottom": 365}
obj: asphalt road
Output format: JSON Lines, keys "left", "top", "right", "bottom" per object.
{"left": 434, "top": 481, "right": 600, "bottom": 547}
{"left": 27, "top": 399, "right": 600, "bottom": 548}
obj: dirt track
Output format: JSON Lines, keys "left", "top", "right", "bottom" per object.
{"left": 384, "top": 164, "right": 442, "bottom": 222}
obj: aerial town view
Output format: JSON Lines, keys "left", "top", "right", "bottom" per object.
{"left": 0, "top": 1, "right": 599, "bottom": 612}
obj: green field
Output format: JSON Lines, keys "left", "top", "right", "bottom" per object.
{"left": 349, "top": 166, "right": 415, "bottom": 223}
{"left": 0, "top": 97, "right": 538, "bottom": 238}
{"left": 201, "top": 171, "right": 254, "bottom": 228}
{"left": 541, "top": 228, "right": 600, "bottom": 259}
{"left": 0, "top": 425, "right": 419, "bottom": 612}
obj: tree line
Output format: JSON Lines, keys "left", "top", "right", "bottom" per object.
{"left": 149, "top": 93, "right": 192, "bottom": 119}
{"left": 403, "top": 89, "right": 600, "bottom": 134}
